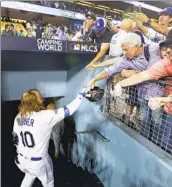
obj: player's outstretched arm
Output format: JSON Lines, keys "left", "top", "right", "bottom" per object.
{"left": 49, "top": 88, "right": 89, "bottom": 127}
{"left": 63, "top": 89, "right": 87, "bottom": 118}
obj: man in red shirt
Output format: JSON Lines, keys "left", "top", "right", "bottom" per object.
{"left": 114, "top": 29, "right": 172, "bottom": 153}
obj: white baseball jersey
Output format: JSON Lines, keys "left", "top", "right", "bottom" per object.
{"left": 147, "top": 27, "right": 172, "bottom": 43}
{"left": 109, "top": 29, "right": 127, "bottom": 57}
{"left": 13, "top": 93, "right": 85, "bottom": 187}
{"left": 13, "top": 94, "right": 84, "bottom": 158}
{"left": 13, "top": 109, "right": 65, "bottom": 158}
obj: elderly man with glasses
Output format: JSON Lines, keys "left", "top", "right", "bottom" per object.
{"left": 88, "top": 32, "right": 164, "bottom": 143}
{"left": 113, "top": 29, "right": 172, "bottom": 154}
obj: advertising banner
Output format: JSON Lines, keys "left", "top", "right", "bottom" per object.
{"left": 2, "top": 36, "right": 100, "bottom": 54}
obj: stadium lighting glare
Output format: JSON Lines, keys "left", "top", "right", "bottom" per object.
{"left": 113, "top": 9, "right": 124, "bottom": 13}
{"left": 78, "top": 1, "right": 95, "bottom": 6}
{"left": 76, "top": 2, "right": 92, "bottom": 7}
{"left": 124, "top": 1, "right": 163, "bottom": 12}
{"left": 95, "top": 6, "right": 107, "bottom": 11}
{"left": 97, "top": 5, "right": 110, "bottom": 9}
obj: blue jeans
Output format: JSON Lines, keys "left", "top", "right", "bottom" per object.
{"left": 161, "top": 112, "right": 172, "bottom": 153}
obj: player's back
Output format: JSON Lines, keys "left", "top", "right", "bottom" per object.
{"left": 13, "top": 110, "right": 58, "bottom": 158}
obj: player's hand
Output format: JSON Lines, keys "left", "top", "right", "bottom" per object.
{"left": 113, "top": 83, "right": 122, "bottom": 97}
{"left": 80, "top": 87, "right": 90, "bottom": 97}
{"left": 81, "top": 87, "right": 90, "bottom": 93}
{"left": 136, "top": 13, "right": 149, "bottom": 23}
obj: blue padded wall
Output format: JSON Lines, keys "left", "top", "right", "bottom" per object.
{"left": 64, "top": 57, "right": 172, "bottom": 187}
{"left": 2, "top": 71, "right": 67, "bottom": 100}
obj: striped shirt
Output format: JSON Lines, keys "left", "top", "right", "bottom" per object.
{"left": 105, "top": 43, "right": 164, "bottom": 99}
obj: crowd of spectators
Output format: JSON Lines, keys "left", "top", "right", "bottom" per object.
{"left": 1, "top": 16, "right": 77, "bottom": 40}
{"left": 1, "top": 13, "right": 119, "bottom": 41}
{"left": 24, "top": 1, "right": 122, "bottom": 21}
{"left": 83, "top": 8, "right": 172, "bottom": 155}
{"left": 1, "top": 1, "right": 172, "bottom": 156}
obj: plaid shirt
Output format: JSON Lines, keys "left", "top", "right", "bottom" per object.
{"left": 105, "top": 43, "right": 165, "bottom": 99}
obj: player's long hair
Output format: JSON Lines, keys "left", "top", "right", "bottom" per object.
{"left": 18, "top": 91, "right": 45, "bottom": 117}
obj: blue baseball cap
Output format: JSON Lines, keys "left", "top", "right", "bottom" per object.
{"left": 159, "top": 7, "right": 172, "bottom": 17}
{"left": 94, "top": 18, "right": 107, "bottom": 32}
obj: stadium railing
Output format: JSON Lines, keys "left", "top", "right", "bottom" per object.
{"left": 101, "top": 76, "right": 172, "bottom": 156}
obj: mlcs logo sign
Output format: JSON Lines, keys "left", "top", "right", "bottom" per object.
{"left": 80, "top": 44, "right": 98, "bottom": 53}
{"left": 70, "top": 43, "right": 98, "bottom": 53}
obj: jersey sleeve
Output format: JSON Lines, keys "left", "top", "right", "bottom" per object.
{"left": 46, "top": 94, "right": 84, "bottom": 128}
{"left": 46, "top": 108, "right": 65, "bottom": 128}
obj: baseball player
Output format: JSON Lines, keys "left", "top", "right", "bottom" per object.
{"left": 12, "top": 87, "right": 88, "bottom": 187}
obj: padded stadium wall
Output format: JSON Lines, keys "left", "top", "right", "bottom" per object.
{"left": 64, "top": 56, "right": 172, "bottom": 187}
{"left": 2, "top": 71, "right": 67, "bottom": 101}
{"left": 1, "top": 51, "right": 94, "bottom": 101}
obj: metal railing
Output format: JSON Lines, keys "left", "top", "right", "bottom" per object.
{"left": 101, "top": 75, "right": 172, "bottom": 156}
{"left": 75, "top": 130, "right": 110, "bottom": 142}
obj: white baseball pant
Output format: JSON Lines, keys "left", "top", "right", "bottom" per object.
{"left": 15, "top": 154, "right": 54, "bottom": 187}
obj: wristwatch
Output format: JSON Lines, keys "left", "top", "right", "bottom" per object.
{"left": 146, "top": 19, "right": 152, "bottom": 26}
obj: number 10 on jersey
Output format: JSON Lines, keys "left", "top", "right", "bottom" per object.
{"left": 20, "top": 131, "right": 35, "bottom": 148}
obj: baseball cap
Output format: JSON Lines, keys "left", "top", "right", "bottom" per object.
{"left": 159, "top": 7, "right": 172, "bottom": 17}
{"left": 94, "top": 18, "right": 107, "bottom": 32}
{"left": 121, "top": 32, "right": 142, "bottom": 46}
{"left": 85, "top": 12, "right": 96, "bottom": 20}
{"left": 159, "top": 29, "right": 172, "bottom": 47}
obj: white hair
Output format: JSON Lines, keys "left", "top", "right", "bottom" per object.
{"left": 121, "top": 32, "right": 142, "bottom": 46}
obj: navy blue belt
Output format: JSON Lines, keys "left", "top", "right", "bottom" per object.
{"left": 19, "top": 153, "right": 42, "bottom": 161}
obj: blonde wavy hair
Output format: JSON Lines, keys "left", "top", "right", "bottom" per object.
{"left": 18, "top": 90, "right": 45, "bottom": 116}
